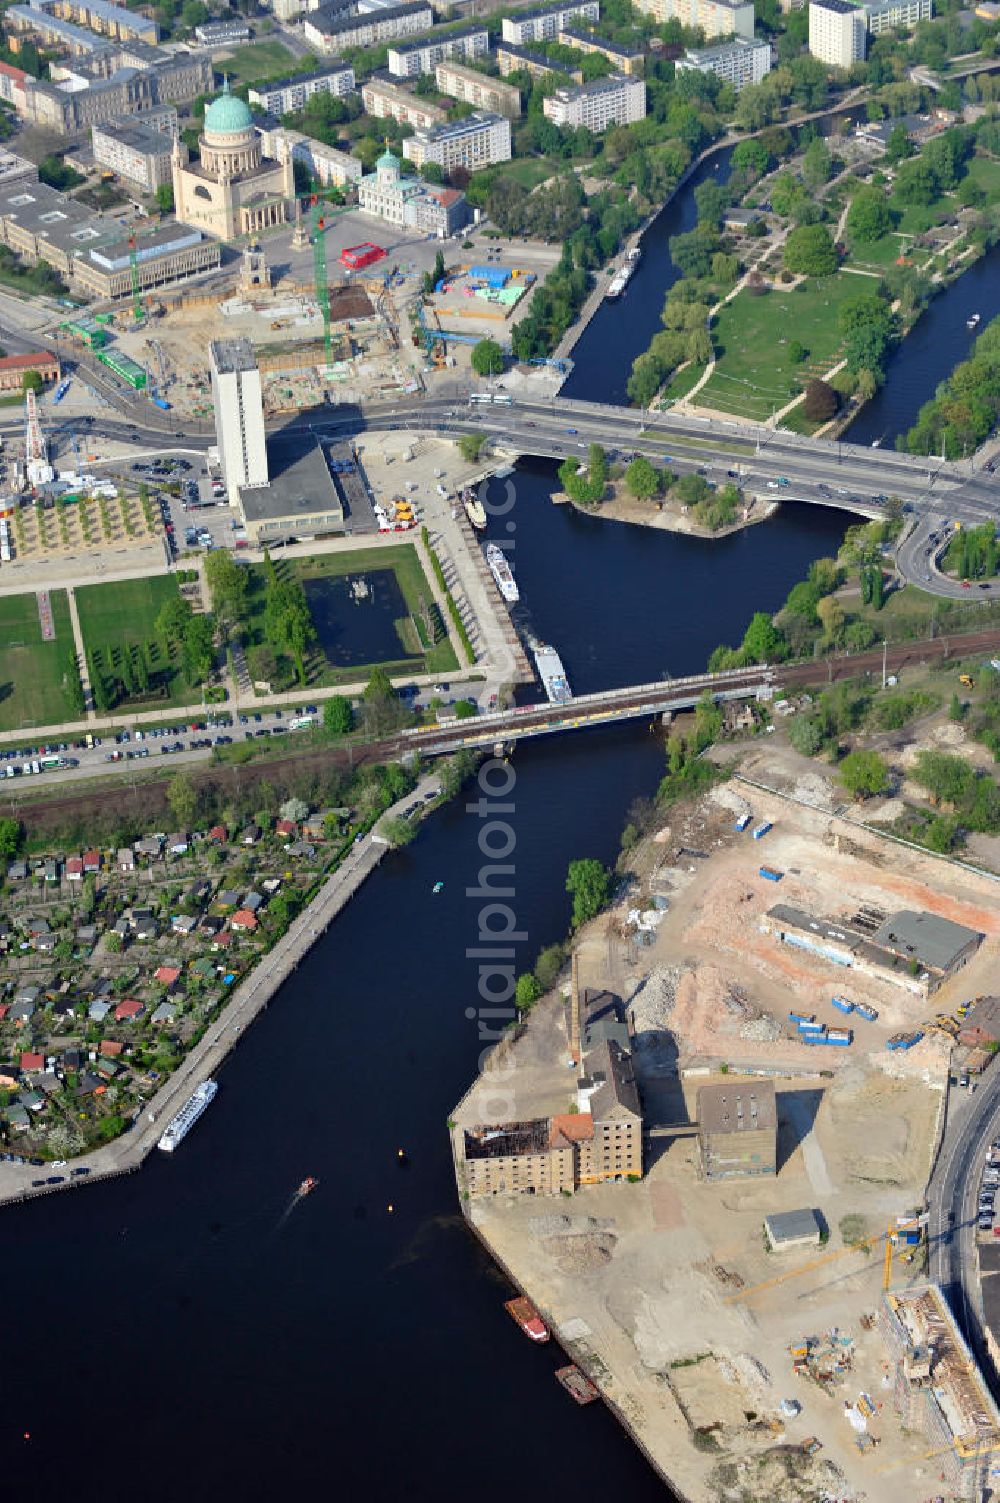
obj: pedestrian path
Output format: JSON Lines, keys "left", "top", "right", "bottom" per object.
{"left": 66, "top": 587, "right": 95, "bottom": 720}
{"left": 36, "top": 590, "right": 54, "bottom": 641}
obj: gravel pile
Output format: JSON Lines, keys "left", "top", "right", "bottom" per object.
{"left": 792, "top": 771, "right": 835, "bottom": 808}
{"left": 740, "top": 1014, "right": 782, "bottom": 1043}
{"left": 628, "top": 965, "right": 683, "bottom": 1033}
{"left": 709, "top": 786, "right": 752, "bottom": 819}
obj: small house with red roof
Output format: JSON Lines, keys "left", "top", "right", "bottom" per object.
{"left": 230, "top": 908, "right": 258, "bottom": 931}
{"left": 65, "top": 856, "right": 84, "bottom": 882}
{"left": 114, "top": 998, "right": 144, "bottom": 1022}
{"left": 20, "top": 1051, "right": 44, "bottom": 1072}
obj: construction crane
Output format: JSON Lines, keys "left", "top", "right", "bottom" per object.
{"left": 311, "top": 197, "right": 332, "bottom": 368}
{"left": 724, "top": 1210, "right": 930, "bottom": 1305}
{"left": 128, "top": 234, "right": 144, "bottom": 326}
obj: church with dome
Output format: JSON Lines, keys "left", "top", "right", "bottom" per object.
{"left": 172, "top": 80, "right": 294, "bottom": 241}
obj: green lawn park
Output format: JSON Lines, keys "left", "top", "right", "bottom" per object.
{"left": 0, "top": 590, "right": 76, "bottom": 731}
{"left": 698, "top": 275, "right": 863, "bottom": 422}
{"left": 75, "top": 575, "right": 187, "bottom": 707}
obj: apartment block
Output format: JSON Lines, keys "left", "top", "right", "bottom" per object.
{"left": 259, "top": 126, "right": 363, "bottom": 188}
{"left": 91, "top": 118, "right": 177, "bottom": 191}
{"left": 501, "top": 0, "right": 599, "bottom": 44}
{"left": 543, "top": 72, "right": 646, "bottom": 129}
{"left": 402, "top": 110, "right": 511, "bottom": 171}
{"left": 496, "top": 41, "right": 583, "bottom": 82}
{"left": 557, "top": 24, "right": 644, "bottom": 72}
{"left": 860, "top": 0, "right": 931, "bottom": 29}
{"left": 633, "top": 0, "right": 754, "bottom": 37}
{"left": 386, "top": 24, "right": 489, "bottom": 76}
{"left": 433, "top": 59, "right": 522, "bottom": 116}
{"left": 676, "top": 36, "right": 772, "bottom": 90}
{"left": 808, "top": 0, "right": 866, "bottom": 63}
{"left": 247, "top": 64, "right": 356, "bottom": 116}
{"left": 304, "top": 2, "right": 433, "bottom": 54}
{"left": 361, "top": 74, "right": 449, "bottom": 128}
{"left": 7, "top": 0, "right": 157, "bottom": 46}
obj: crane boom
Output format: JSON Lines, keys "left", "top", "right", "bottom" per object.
{"left": 128, "top": 235, "right": 143, "bottom": 324}
{"left": 312, "top": 202, "right": 332, "bottom": 367}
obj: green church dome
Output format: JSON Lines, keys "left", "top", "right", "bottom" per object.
{"left": 204, "top": 78, "right": 253, "bottom": 137}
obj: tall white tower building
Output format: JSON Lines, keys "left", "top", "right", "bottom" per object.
{"left": 808, "top": 0, "right": 866, "bottom": 65}
{"left": 209, "top": 338, "right": 268, "bottom": 506}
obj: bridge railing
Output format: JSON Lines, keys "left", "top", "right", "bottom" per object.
{"left": 400, "top": 666, "right": 773, "bottom": 743}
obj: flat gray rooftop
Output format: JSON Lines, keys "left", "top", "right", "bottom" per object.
{"left": 764, "top": 1208, "right": 821, "bottom": 1244}
{"left": 210, "top": 338, "right": 257, "bottom": 376}
{"left": 872, "top": 909, "right": 982, "bottom": 972}
{"left": 240, "top": 435, "right": 344, "bottom": 530}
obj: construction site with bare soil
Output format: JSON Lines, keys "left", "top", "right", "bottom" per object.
{"left": 452, "top": 778, "right": 1000, "bottom": 1503}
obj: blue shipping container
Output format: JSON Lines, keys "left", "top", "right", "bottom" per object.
{"left": 752, "top": 822, "right": 773, "bottom": 840}
{"left": 735, "top": 813, "right": 752, "bottom": 832}
{"left": 759, "top": 866, "right": 783, "bottom": 881}
{"left": 789, "top": 1011, "right": 814, "bottom": 1024}
{"left": 831, "top": 996, "right": 854, "bottom": 1014}
{"left": 797, "top": 1020, "right": 825, "bottom": 1033}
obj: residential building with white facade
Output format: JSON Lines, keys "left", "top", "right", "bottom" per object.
{"left": 860, "top": 0, "right": 931, "bottom": 30}
{"left": 501, "top": 0, "right": 599, "bottom": 45}
{"left": 358, "top": 146, "right": 467, "bottom": 234}
{"left": 808, "top": 0, "right": 866, "bottom": 63}
{"left": 542, "top": 72, "right": 646, "bottom": 129}
{"left": 361, "top": 74, "right": 449, "bottom": 128}
{"left": 633, "top": 0, "right": 754, "bottom": 37}
{"left": 386, "top": 25, "right": 489, "bottom": 76}
{"left": 304, "top": 2, "right": 432, "bottom": 54}
{"left": 257, "top": 125, "right": 363, "bottom": 187}
{"left": 402, "top": 110, "right": 511, "bottom": 171}
{"left": 91, "top": 117, "right": 177, "bottom": 190}
{"left": 675, "top": 36, "right": 772, "bottom": 90}
{"left": 210, "top": 339, "right": 268, "bottom": 507}
{"left": 434, "top": 60, "right": 522, "bottom": 116}
{"left": 248, "top": 65, "right": 356, "bottom": 116}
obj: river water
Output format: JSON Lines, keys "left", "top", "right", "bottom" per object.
{"left": 5, "top": 129, "right": 991, "bottom": 1503}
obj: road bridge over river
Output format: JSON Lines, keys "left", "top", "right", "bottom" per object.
{"left": 9, "top": 378, "right": 998, "bottom": 598}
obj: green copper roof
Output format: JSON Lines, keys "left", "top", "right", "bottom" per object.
{"left": 204, "top": 78, "right": 253, "bottom": 137}
{"left": 377, "top": 148, "right": 399, "bottom": 170}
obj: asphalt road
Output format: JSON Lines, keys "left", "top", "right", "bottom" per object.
{"left": 1, "top": 375, "right": 994, "bottom": 593}
{"left": 928, "top": 1069, "right": 1000, "bottom": 1392}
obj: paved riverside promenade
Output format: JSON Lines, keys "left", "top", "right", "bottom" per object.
{"left": 0, "top": 773, "right": 442, "bottom": 1209}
